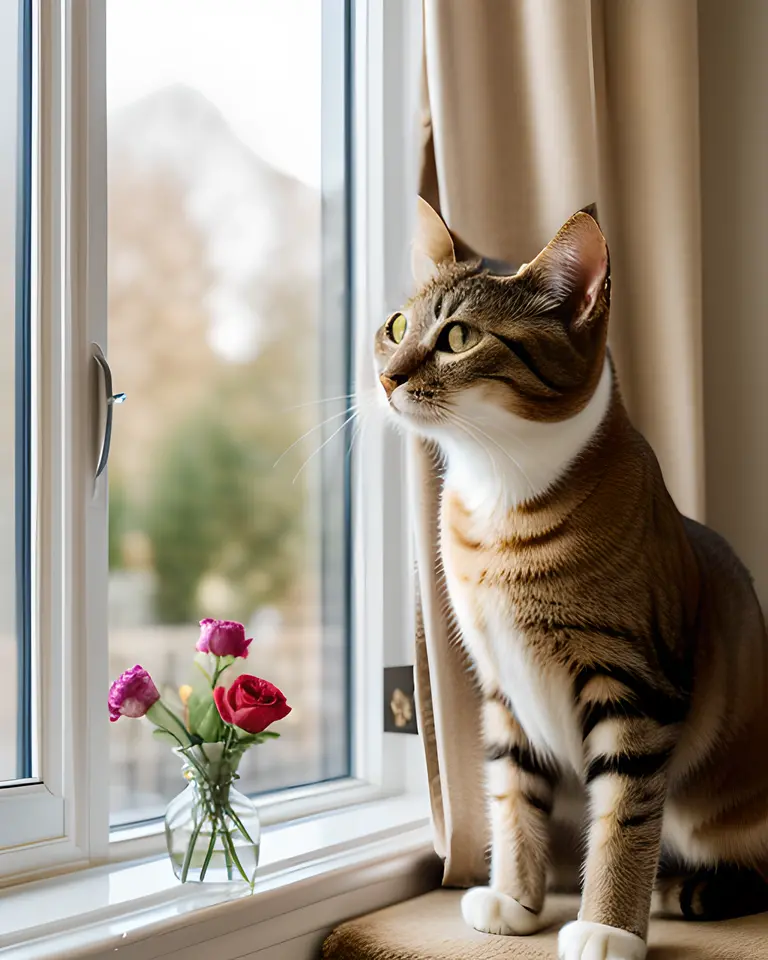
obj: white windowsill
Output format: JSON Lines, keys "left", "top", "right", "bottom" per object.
{"left": 0, "top": 795, "right": 438, "bottom": 960}
{"left": 108, "top": 778, "right": 389, "bottom": 862}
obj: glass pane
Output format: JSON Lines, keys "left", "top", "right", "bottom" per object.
{"left": 0, "top": 0, "right": 31, "bottom": 783}
{"left": 107, "top": 0, "right": 351, "bottom": 825}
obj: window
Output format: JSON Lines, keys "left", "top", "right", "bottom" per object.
{"left": 0, "top": 0, "right": 422, "bottom": 884}
{"left": 0, "top": 0, "right": 31, "bottom": 785}
{"left": 105, "top": 0, "right": 352, "bottom": 828}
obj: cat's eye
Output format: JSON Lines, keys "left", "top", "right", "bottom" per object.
{"left": 386, "top": 312, "right": 407, "bottom": 344}
{"left": 438, "top": 322, "right": 476, "bottom": 354}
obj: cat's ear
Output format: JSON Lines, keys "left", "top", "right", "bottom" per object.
{"left": 578, "top": 201, "right": 599, "bottom": 226}
{"left": 412, "top": 196, "right": 456, "bottom": 288}
{"left": 519, "top": 211, "right": 609, "bottom": 329}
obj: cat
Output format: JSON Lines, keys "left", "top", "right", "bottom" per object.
{"left": 374, "top": 197, "right": 768, "bottom": 960}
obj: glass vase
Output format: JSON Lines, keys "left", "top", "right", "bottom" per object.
{"left": 164, "top": 742, "right": 261, "bottom": 885}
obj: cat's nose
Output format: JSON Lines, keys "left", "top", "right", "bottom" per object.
{"left": 379, "top": 373, "right": 407, "bottom": 399}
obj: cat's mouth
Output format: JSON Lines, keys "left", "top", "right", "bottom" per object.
{"left": 385, "top": 386, "right": 448, "bottom": 428}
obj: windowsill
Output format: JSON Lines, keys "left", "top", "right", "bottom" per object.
{"left": 108, "top": 778, "right": 391, "bottom": 862}
{"left": 0, "top": 795, "right": 438, "bottom": 960}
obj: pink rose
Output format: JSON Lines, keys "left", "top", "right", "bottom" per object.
{"left": 214, "top": 675, "right": 291, "bottom": 734}
{"left": 196, "top": 619, "right": 252, "bottom": 659}
{"left": 108, "top": 665, "right": 160, "bottom": 722}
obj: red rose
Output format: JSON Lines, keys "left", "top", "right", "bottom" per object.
{"left": 213, "top": 674, "right": 291, "bottom": 734}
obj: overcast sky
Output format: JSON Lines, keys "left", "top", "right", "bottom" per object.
{"left": 107, "top": 0, "right": 322, "bottom": 187}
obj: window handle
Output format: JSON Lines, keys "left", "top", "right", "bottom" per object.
{"left": 91, "top": 343, "right": 126, "bottom": 480}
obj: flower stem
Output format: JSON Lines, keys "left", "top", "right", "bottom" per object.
{"left": 180, "top": 746, "right": 209, "bottom": 782}
{"left": 198, "top": 824, "right": 218, "bottom": 881}
{"left": 226, "top": 803, "right": 257, "bottom": 847}
{"left": 223, "top": 829, "right": 234, "bottom": 881}
{"left": 180, "top": 815, "right": 204, "bottom": 883}
{"left": 211, "top": 656, "right": 224, "bottom": 688}
{"left": 194, "top": 660, "right": 213, "bottom": 684}
{"left": 221, "top": 825, "right": 251, "bottom": 885}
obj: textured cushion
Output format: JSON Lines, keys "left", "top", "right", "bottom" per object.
{"left": 323, "top": 889, "right": 768, "bottom": 960}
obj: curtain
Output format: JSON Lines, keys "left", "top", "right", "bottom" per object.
{"left": 413, "top": 0, "right": 704, "bottom": 888}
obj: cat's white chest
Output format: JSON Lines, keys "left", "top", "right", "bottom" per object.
{"left": 437, "top": 359, "right": 613, "bottom": 777}
{"left": 441, "top": 527, "right": 584, "bottom": 774}
{"left": 481, "top": 597, "right": 583, "bottom": 774}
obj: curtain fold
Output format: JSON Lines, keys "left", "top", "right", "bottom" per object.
{"left": 593, "top": 0, "right": 704, "bottom": 520}
{"left": 413, "top": 0, "right": 704, "bottom": 888}
{"left": 411, "top": 436, "right": 489, "bottom": 886}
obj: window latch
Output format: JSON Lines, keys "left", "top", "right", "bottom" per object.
{"left": 91, "top": 342, "right": 126, "bottom": 480}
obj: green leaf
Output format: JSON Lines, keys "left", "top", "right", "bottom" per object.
{"left": 233, "top": 730, "right": 281, "bottom": 747}
{"left": 187, "top": 690, "right": 214, "bottom": 736}
{"left": 152, "top": 727, "right": 182, "bottom": 746}
{"left": 195, "top": 701, "right": 226, "bottom": 743}
{"left": 146, "top": 700, "right": 193, "bottom": 747}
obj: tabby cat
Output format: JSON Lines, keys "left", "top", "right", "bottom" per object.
{"left": 374, "top": 198, "right": 768, "bottom": 960}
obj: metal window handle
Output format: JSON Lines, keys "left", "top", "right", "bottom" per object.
{"left": 91, "top": 343, "right": 126, "bottom": 480}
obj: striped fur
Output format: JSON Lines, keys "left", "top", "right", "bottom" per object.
{"left": 374, "top": 202, "right": 768, "bottom": 957}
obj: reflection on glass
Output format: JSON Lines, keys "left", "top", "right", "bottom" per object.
{"left": 107, "top": 0, "right": 350, "bottom": 824}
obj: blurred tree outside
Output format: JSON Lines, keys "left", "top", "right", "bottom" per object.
{"left": 144, "top": 387, "right": 304, "bottom": 624}
{"left": 107, "top": 88, "right": 319, "bottom": 628}
{"left": 106, "top": 85, "right": 345, "bottom": 818}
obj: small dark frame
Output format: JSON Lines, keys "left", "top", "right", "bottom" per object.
{"left": 383, "top": 666, "right": 418, "bottom": 735}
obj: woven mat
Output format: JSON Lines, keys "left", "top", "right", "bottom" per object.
{"left": 323, "top": 889, "right": 768, "bottom": 959}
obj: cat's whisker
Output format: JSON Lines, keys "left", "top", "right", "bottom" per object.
{"left": 479, "top": 430, "right": 535, "bottom": 495}
{"left": 346, "top": 416, "right": 366, "bottom": 465}
{"left": 473, "top": 412, "right": 535, "bottom": 453}
{"left": 344, "top": 404, "right": 373, "bottom": 466}
{"left": 453, "top": 420, "right": 499, "bottom": 485}
{"left": 458, "top": 413, "right": 537, "bottom": 497}
{"left": 443, "top": 408, "right": 502, "bottom": 489}
{"left": 292, "top": 410, "right": 359, "bottom": 484}
{"left": 274, "top": 405, "right": 358, "bottom": 469}
{"left": 281, "top": 392, "right": 358, "bottom": 413}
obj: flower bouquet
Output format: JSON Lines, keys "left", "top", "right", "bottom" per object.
{"left": 109, "top": 618, "right": 291, "bottom": 887}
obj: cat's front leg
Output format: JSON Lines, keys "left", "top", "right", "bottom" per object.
{"left": 462, "top": 693, "right": 556, "bottom": 936}
{"left": 559, "top": 674, "right": 682, "bottom": 960}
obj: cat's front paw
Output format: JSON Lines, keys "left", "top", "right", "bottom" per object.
{"left": 461, "top": 887, "right": 543, "bottom": 935}
{"left": 558, "top": 921, "right": 646, "bottom": 960}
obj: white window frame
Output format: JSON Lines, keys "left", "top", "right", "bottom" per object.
{"left": 0, "top": 0, "right": 109, "bottom": 883}
{"left": 0, "top": 0, "right": 426, "bottom": 885}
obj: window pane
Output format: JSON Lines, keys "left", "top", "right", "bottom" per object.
{"left": 0, "top": 0, "right": 31, "bottom": 784}
{"left": 107, "top": 0, "right": 351, "bottom": 824}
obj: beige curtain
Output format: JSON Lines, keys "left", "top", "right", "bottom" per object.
{"left": 413, "top": 0, "right": 704, "bottom": 888}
